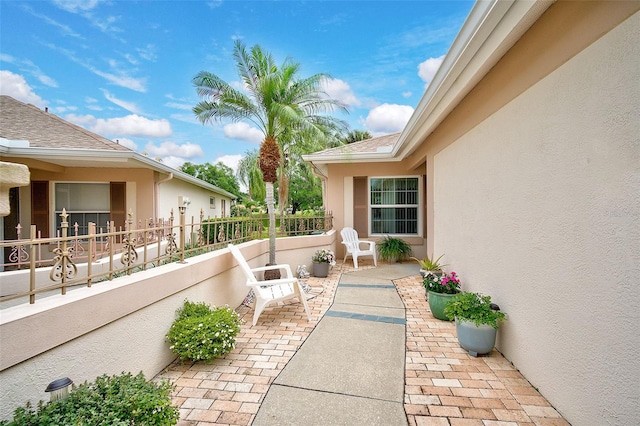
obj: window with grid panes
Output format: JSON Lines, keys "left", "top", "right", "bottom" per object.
{"left": 370, "top": 177, "right": 419, "bottom": 235}
{"left": 55, "top": 183, "right": 110, "bottom": 234}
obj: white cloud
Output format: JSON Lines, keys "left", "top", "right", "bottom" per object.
{"left": 53, "top": 104, "right": 77, "bottom": 113}
{"left": 418, "top": 55, "right": 445, "bottom": 86}
{"left": 157, "top": 156, "right": 185, "bottom": 169}
{"left": 143, "top": 141, "right": 204, "bottom": 159}
{"left": 114, "top": 138, "right": 137, "bottom": 150}
{"left": 23, "top": 4, "right": 83, "bottom": 38}
{"left": 1, "top": 54, "right": 58, "bottom": 88}
{"left": 322, "top": 78, "right": 360, "bottom": 107}
{"left": 92, "top": 68, "right": 146, "bottom": 92}
{"left": 101, "top": 89, "right": 141, "bottom": 114}
{"left": 66, "top": 113, "right": 172, "bottom": 137}
{"left": 40, "top": 41, "right": 146, "bottom": 92}
{"left": 136, "top": 44, "right": 158, "bottom": 62}
{"left": 215, "top": 154, "right": 243, "bottom": 174}
{"left": 223, "top": 122, "right": 263, "bottom": 143}
{"left": 364, "top": 103, "right": 414, "bottom": 134}
{"left": 0, "top": 70, "right": 47, "bottom": 107}
{"left": 170, "top": 113, "right": 199, "bottom": 124}
{"left": 165, "top": 102, "right": 192, "bottom": 111}
{"left": 165, "top": 94, "right": 193, "bottom": 111}
{"left": 52, "top": 0, "right": 102, "bottom": 13}
{"left": 402, "top": 91, "right": 412, "bottom": 98}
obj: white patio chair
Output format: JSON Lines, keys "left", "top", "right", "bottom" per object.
{"left": 340, "top": 227, "right": 377, "bottom": 269}
{"left": 228, "top": 244, "right": 312, "bottom": 326}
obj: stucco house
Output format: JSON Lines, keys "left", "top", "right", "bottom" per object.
{"left": 0, "top": 95, "right": 236, "bottom": 244}
{"left": 305, "top": 1, "right": 639, "bottom": 425}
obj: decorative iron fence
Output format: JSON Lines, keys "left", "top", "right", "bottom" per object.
{"left": 0, "top": 208, "right": 332, "bottom": 306}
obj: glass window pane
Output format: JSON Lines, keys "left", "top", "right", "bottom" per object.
{"left": 369, "top": 177, "right": 419, "bottom": 235}
{"left": 55, "top": 183, "right": 110, "bottom": 211}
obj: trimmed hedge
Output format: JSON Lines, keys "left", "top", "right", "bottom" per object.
{"left": 166, "top": 300, "right": 241, "bottom": 362}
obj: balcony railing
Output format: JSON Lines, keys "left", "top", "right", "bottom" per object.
{"left": 0, "top": 208, "right": 332, "bottom": 306}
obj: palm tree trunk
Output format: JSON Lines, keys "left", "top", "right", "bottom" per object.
{"left": 266, "top": 182, "right": 276, "bottom": 264}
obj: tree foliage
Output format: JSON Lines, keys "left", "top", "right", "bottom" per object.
{"left": 192, "top": 40, "right": 348, "bottom": 263}
{"left": 180, "top": 161, "right": 241, "bottom": 198}
{"left": 341, "top": 129, "right": 372, "bottom": 144}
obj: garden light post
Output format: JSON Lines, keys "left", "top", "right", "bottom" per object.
{"left": 178, "top": 196, "right": 190, "bottom": 263}
{"left": 45, "top": 377, "right": 73, "bottom": 402}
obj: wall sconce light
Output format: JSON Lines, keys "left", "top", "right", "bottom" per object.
{"left": 45, "top": 377, "right": 73, "bottom": 401}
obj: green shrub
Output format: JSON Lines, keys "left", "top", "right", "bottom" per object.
{"left": 2, "top": 372, "right": 178, "bottom": 425}
{"left": 376, "top": 235, "right": 413, "bottom": 262}
{"left": 444, "top": 292, "right": 506, "bottom": 329}
{"left": 166, "top": 300, "right": 241, "bottom": 362}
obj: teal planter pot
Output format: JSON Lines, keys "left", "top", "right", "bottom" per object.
{"left": 455, "top": 319, "right": 498, "bottom": 357}
{"left": 428, "top": 291, "right": 456, "bottom": 320}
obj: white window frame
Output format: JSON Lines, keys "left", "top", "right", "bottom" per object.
{"left": 210, "top": 196, "right": 216, "bottom": 209}
{"left": 369, "top": 176, "right": 421, "bottom": 236}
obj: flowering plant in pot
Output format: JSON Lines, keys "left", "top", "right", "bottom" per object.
{"left": 312, "top": 248, "right": 335, "bottom": 277}
{"left": 444, "top": 292, "right": 506, "bottom": 357}
{"left": 312, "top": 249, "right": 336, "bottom": 264}
{"left": 424, "top": 271, "right": 460, "bottom": 320}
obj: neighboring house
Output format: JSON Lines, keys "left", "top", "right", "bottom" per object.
{"left": 305, "top": 1, "right": 639, "bottom": 425}
{"left": 0, "top": 95, "right": 236, "bottom": 244}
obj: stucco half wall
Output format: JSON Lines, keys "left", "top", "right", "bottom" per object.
{"left": 0, "top": 231, "right": 336, "bottom": 422}
{"left": 433, "top": 10, "right": 639, "bottom": 426}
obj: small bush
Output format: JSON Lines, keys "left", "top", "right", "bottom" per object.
{"left": 2, "top": 372, "right": 178, "bottom": 425}
{"left": 166, "top": 300, "right": 241, "bottom": 362}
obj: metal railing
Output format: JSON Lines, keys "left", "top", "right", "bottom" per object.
{"left": 0, "top": 208, "right": 332, "bottom": 306}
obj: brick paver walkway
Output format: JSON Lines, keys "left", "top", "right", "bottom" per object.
{"left": 157, "top": 262, "right": 569, "bottom": 426}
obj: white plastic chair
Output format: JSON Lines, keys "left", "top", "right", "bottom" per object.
{"left": 228, "top": 244, "right": 312, "bottom": 326}
{"left": 340, "top": 227, "right": 377, "bottom": 269}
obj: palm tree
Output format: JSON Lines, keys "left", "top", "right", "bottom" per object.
{"left": 342, "top": 129, "right": 372, "bottom": 144}
{"left": 193, "top": 40, "right": 347, "bottom": 264}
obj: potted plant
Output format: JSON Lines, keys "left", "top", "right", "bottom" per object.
{"left": 376, "top": 235, "right": 413, "bottom": 263}
{"left": 312, "top": 248, "right": 335, "bottom": 278}
{"left": 444, "top": 292, "right": 506, "bottom": 357}
{"left": 424, "top": 271, "right": 461, "bottom": 320}
{"left": 411, "top": 253, "right": 447, "bottom": 278}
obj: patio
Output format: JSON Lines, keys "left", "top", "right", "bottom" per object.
{"left": 157, "top": 261, "right": 569, "bottom": 426}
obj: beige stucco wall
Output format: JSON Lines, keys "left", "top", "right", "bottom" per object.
{"left": 433, "top": 10, "right": 639, "bottom": 425}
{"left": 0, "top": 231, "right": 336, "bottom": 421}
{"left": 158, "top": 178, "right": 232, "bottom": 220}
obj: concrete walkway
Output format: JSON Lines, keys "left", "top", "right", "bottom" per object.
{"left": 253, "top": 264, "right": 415, "bottom": 425}
{"left": 159, "top": 261, "right": 569, "bottom": 426}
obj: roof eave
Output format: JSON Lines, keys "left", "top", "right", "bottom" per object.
{"left": 394, "top": 0, "right": 555, "bottom": 160}
{"left": 1, "top": 146, "right": 237, "bottom": 199}
{"left": 302, "top": 151, "right": 403, "bottom": 164}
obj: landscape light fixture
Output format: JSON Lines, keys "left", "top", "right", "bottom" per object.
{"left": 178, "top": 196, "right": 190, "bottom": 214}
{"left": 45, "top": 377, "right": 73, "bottom": 401}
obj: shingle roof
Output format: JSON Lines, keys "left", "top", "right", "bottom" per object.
{"left": 0, "top": 95, "right": 131, "bottom": 151}
{"left": 311, "top": 132, "right": 400, "bottom": 157}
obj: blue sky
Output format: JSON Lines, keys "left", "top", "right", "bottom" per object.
{"left": 0, "top": 0, "right": 473, "bottom": 171}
